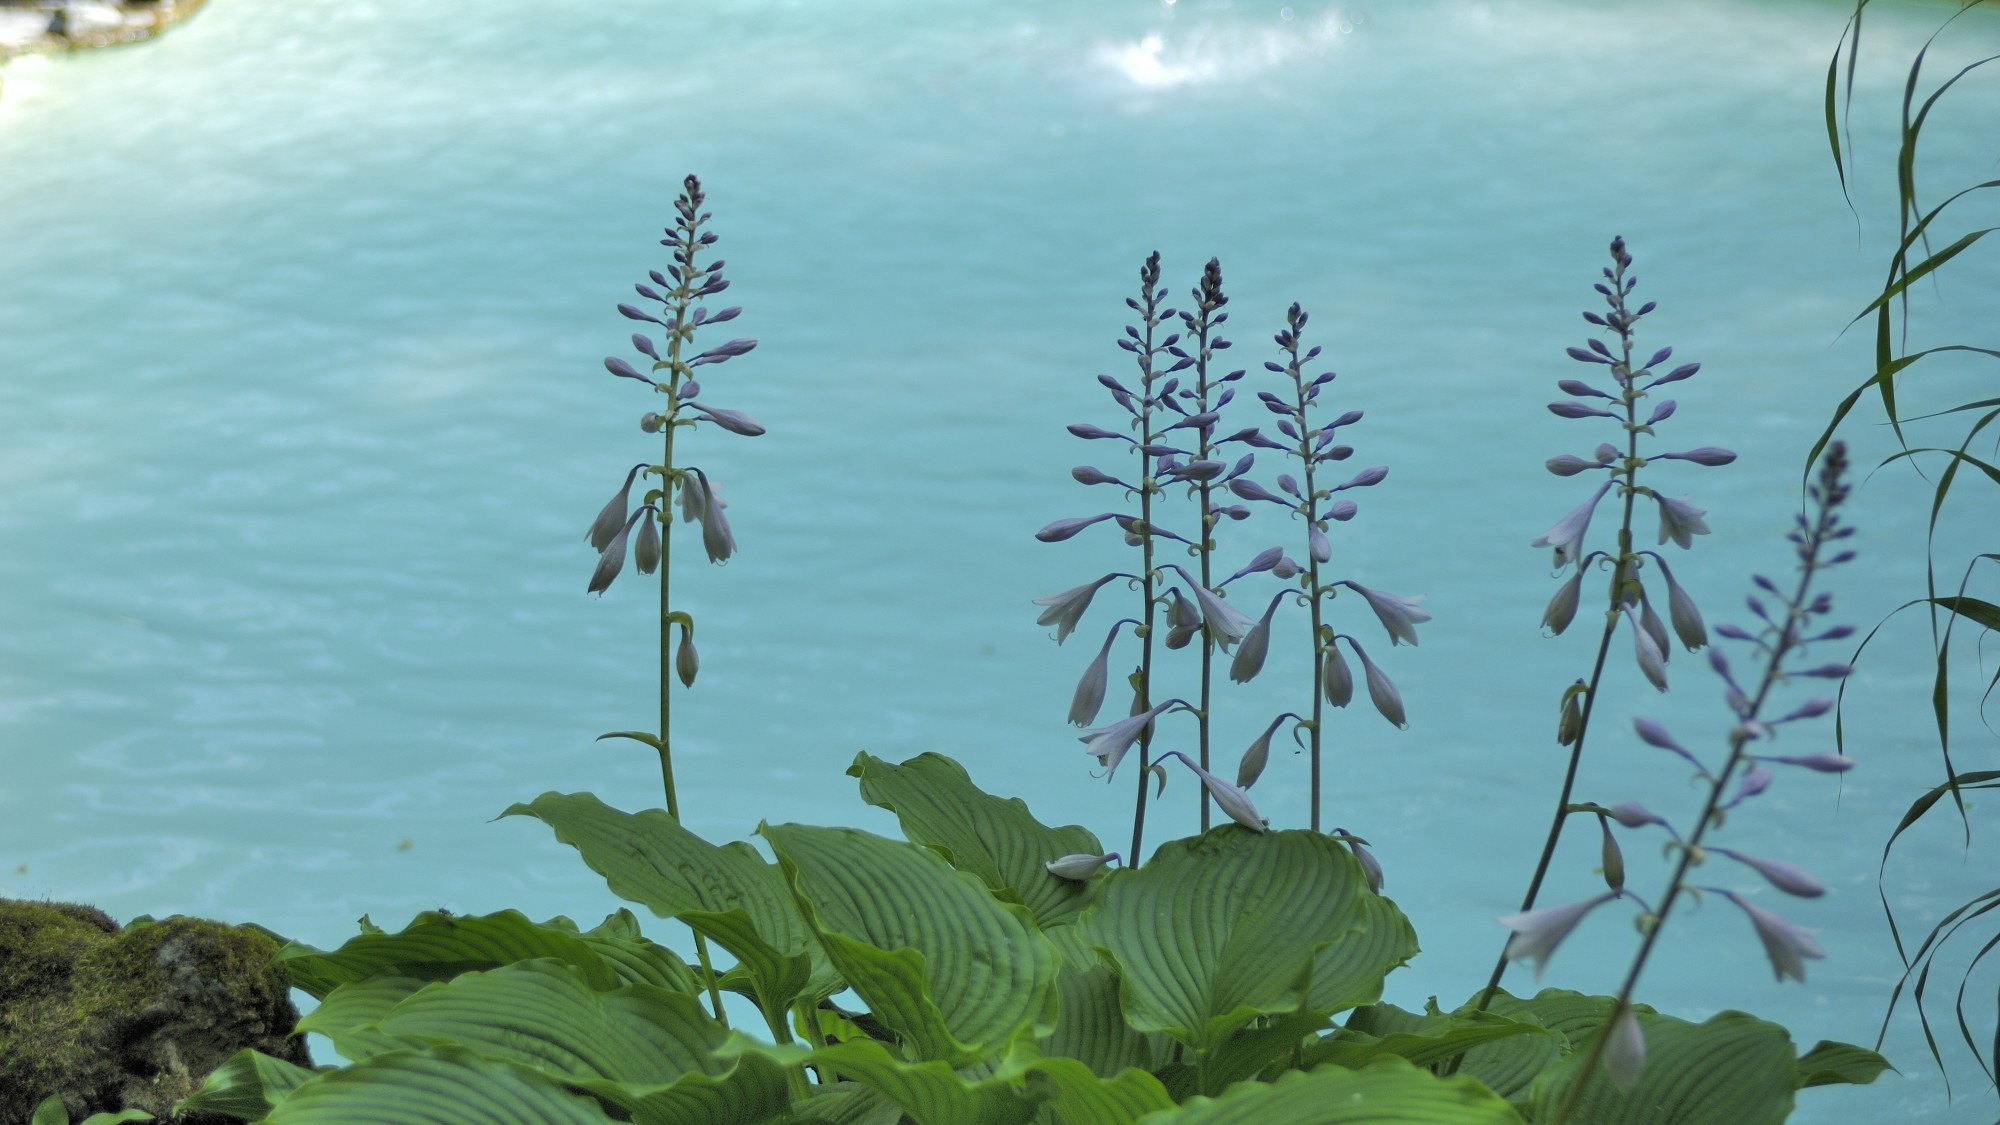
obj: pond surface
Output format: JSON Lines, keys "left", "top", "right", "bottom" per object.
{"left": 4, "top": 0, "right": 1999, "bottom": 1118}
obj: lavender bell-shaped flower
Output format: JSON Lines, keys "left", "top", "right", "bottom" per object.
{"left": 1345, "top": 638, "right": 1406, "bottom": 727}
{"left": 1543, "top": 568, "right": 1585, "bottom": 635}
{"left": 589, "top": 509, "right": 647, "bottom": 596}
{"left": 1625, "top": 605, "right": 1668, "bottom": 691}
{"left": 1163, "top": 588, "right": 1202, "bottom": 650}
{"left": 1160, "top": 751, "right": 1265, "bottom": 832}
{"left": 1720, "top": 890, "right": 1826, "bottom": 983}
{"left": 1533, "top": 480, "right": 1613, "bottom": 570}
{"left": 1235, "top": 712, "right": 1300, "bottom": 788}
{"left": 1496, "top": 890, "right": 1620, "bottom": 978}
{"left": 1322, "top": 638, "right": 1355, "bottom": 707}
{"left": 1068, "top": 620, "right": 1131, "bottom": 727}
{"left": 589, "top": 464, "right": 646, "bottom": 551}
{"left": 1080, "top": 700, "right": 1185, "bottom": 780}
{"left": 633, "top": 507, "right": 661, "bottom": 575}
{"left": 1033, "top": 574, "right": 1118, "bottom": 645}
{"left": 1164, "top": 564, "right": 1255, "bottom": 651}
{"left": 1604, "top": 1003, "right": 1647, "bottom": 1090}
{"left": 675, "top": 628, "right": 699, "bottom": 687}
{"left": 1228, "top": 593, "right": 1289, "bottom": 683}
{"left": 1342, "top": 581, "right": 1430, "bottom": 647}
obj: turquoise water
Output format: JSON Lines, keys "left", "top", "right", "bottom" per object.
{"left": 4, "top": 0, "right": 1998, "bottom": 1117}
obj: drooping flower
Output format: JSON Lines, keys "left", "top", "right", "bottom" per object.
{"left": 1032, "top": 574, "right": 1118, "bottom": 645}
{"left": 1496, "top": 890, "right": 1619, "bottom": 978}
{"left": 633, "top": 507, "right": 661, "bottom": 574}
{"left": 1080, "top": 699, "right": 1185, "bottom": 780}
{"left": 1228, "top": 592, "right": 1290, "bottom": 683}
{"left": 1533, "top": 480, "right": 1614, "bottom": 570}
{"left": 1655, "top": 494, "right": 1711, "bottom": 549}
{"left": 589, "top": 509, "right": 646, "bottom": 596}
{"left": 1068, "top": 619, "right": 1131, "bottom": 727}
{"left": 1542, "top": 567, "right": 1585, "bottom": 635}
{"left": 1163, "top": 588, "right": 1202, "bottom": 650}
{"left": 588, "top": 463, "right": 646, "bottom": 551}
{"left": 1164, "top": 565, "right": 1255, "bottom": 651}
{"left": 675, "top": 628, "right": 698, "bottom": 687}
{"left": 1342, "top": 582, "right": 1430, "bottom": 647}
{"left": 696, "top": 478, "right": 736, "bottom": 563}
{"left": 1345, "top": 638, "right": 1406, "bottom": 728}
{"left": 1626, "top": 606, "right": 1668, "bottom": 691}
{"left": 1036, "top": 512, "right": 1121, "bottom": 543}
{"left": 1720, "top": 891, "right": 1826, "bottom": 982}
{"left": 1159, "top": 751, "right": 1265, "bottom": 832}
{"left": 1604, "top": 1002, "right": 1646, "bottom": 1090}
{"left": 1235, "top": 711, "right": 1300, "bottom": 789}
{"left": 1652, "top": 555, "right": 1707, "bottom": 650}
{"left": 689, "top": 404, "right": 767, "bottom": 437}
{"left": 1045, "top": 852, "right": 1121, "bottom": 881}
{"left": 1333, "top": 829, "right": 1385, "bottom": 893}
{"left": 1321, "top": 638, "right": 1354, "bottom": 707}
{"left": 1598, "top": 816, "right": 1625, "bottom": 893}
{"left": 1714, "top": 848, "right": 1824, "bottom": 898}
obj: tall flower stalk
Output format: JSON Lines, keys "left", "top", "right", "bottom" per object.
{"left": 1228, "top": 303, "right": 1421, "bottom": 834}
{"left": 1476, "top": 237, "right": 1734, "bottom": 1008}
{"left": 1502, "top": 444, "right": 1858, "bottom": 1117}
{"left": 583, "top": 174, "right": 764, "bottom": 1025}
{"left": 1037, "top": 253, "right": 1180, "bottom": 866}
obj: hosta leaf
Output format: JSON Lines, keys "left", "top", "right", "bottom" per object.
{"left": 1024, "top": 1056, "right": 1176, "bottom": 1125}
{"left": 1082, "top": 828, "right": 1406, "bottom": 1056}
{"left": 762, "top": 823, "right": 1061, "bottom": 1067}
{"left": 848, "top": 752, "right": 1104, "bottom": 926}
{"left": 1307, "top": 887, "right": 1419, "bottom": 1013}
{"left": 507, "top": 792, "right": 836, "bottom": 1024}
{"left": 1796, "top": 1039, "right": 1891, "bottom": 1088}
{"left": 1314, "top": 1002, "right": 1557, "bottom": 1072}
{"left": 1042, "top": 925, "right": 1157, "bottom": 1077}
{"left": 176, "top": 1047, "right": 319, "bottom": 1118}
{"left": 802, "top": 1037, "right": 1041, "bottom": 1125}
{"left": 1131, "top": 1056, "right": 1525, "bottom": 1124}
{"left": 263, "top": 1047, "right": 619, "bottom": 1124}
{"left": 296, "top": 974, "right": 430, "bottom": 1062}
{"left": 273, "top": 909, "right": 632, "bottom": 1000}
{"left": 1517, "top": 993, "right": 1802, "bottom": 1125}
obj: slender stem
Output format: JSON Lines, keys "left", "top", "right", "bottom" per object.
{"left": 1289, "top": 338, "right": 1324, "bottom": 832}
{"left": 1194, "top": 307, "right": 1217, "bottom": 833}
{"left": 1473, "top": 256, "right": 1645, "bottom": 1014}
{"left": 1550, "top": 523, "right": 1829, "bottom": 1125}
{"left": 1130, "top": 280, "right": 1163, "bottom": 869}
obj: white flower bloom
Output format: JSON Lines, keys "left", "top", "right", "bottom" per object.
{"left": 1033, "top": 574, "right": 1117, "bottom": 645}
{"left": 1163, "top": 588, "right": 1202, "bottom": 650}
{"left": 1604, "top": 1003, "right": 1646, "bottom": 1090}
{"left": 1497, "top": 891, "right": 1618, "bottom": 978}
{"left": 699, "top": 489, "right": 736, "bottom": 563}
{"left": 1045, "top": 852, "right": 1121, "bottom": 881}
{"left": 1655, "top": 494, "right": 1711, "bottom": 549}
{"left": 1080, "top": 700, "right": 1183, "bottom": 780}
{"left": 1532, "top": 480, "right": 1613, "bottom": 570}
{"left": 1321, "top": 640, "right": 1354, "bottom": 707}
{"left": 1724, "top": 892, "right": 1826, "bottom": 982}
{"left": 1653, "top": 557, "right": 1707, "bottom": 650}
{"left": 1346, "top": 638, "right": 1406, "bottom": 728}
{"left": 1068, "top": 620, "right": 1126, "bottom": 727}
{"left": 1343, "top": 582, "right": 1431, "bottom": 647}
{"left": 1160, "top": 751, "right": 1265, "bottom": 833}
{"left": 1229, "top": 593, "right": 1289, "bottom": 683}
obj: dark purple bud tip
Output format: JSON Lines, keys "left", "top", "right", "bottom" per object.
{"left": 618, "top": 303, "right": 663, "bottom": 325}
{"left": 1068, "top": 423, "right": 1127, "bottom": 441}
{"left": 605, "top": 357, "right": 655, "bottom": 385}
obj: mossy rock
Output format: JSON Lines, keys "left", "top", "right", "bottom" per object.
{"left": 0, "top": 898, "right": 311, "bottom": 1124}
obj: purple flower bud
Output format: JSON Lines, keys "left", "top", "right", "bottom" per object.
{"left": 1766, "top": 752, "right": 1854, "bottom": 773}
{"left": 691, "top": 405, "right": 767, "bottom": 437}
{"left": 1645, "top": 400, "right": 1677, "bottom": 425}
{"left": 705, "top": 306, "right": 742, "bottom": 324}
{"left": 1346, "top": 638, "right": 1406, "bottom": 728}
{"left": 1164, "top": 588, "right": 1202, "bottom": 650}
{"left": 1337, "top": 466, "right": 1388, "bottom": 490}
{"left": 697, "top": 485, "right": 737, "bottom": 563}
{"left": 1558, "top": 379, "right": 1614, "bottom": 399}
{"left": 689, "top": 337, "right": 757, "bottom": 366}
{"left": 1797, "top": 663, "right": 1854, "bottom": 679}
{"left": 1599, "top": 816, "right": 1625, "bottom": 893}
{"left": 1229, "top": 478, "right": 1291, "bottom": 505}
{"left": 1608, "top": 801, "right": 1665, "bottom": 829}
{"left": 1224, "top": 547, "right": 1285, "bottom": 585}
{"left": 1036, "top": 513, "right": 1119, "bottom": 543}
{"left": 1626, "top": 607, "right": 1669, "bottom": 692}
{"left": 1549, "top": 401, "right": 1618, "bottom": 419}
{"left": 679, "top": 379, "right": 702, "bottom": 400}
{"left": 1066, "top": 423, "right": 1126, "bottom": 441}
{"left": 1308, "top": 524, "right": 1332, "bottom": 564}
{"left": 1594, "top": 443, "right": 1620, "bottom": 463}
{"left": 1229, "top": 593, "right": 1289, "bottom": 683}
{"left": 1565, "top": 346, "right": 1613, "bottom": 365}
{"left": 1543, "top": 568, "right": 1584, "bottom": 635}
{"left": 1632, "top": 717, "right": 1699, "bottom": 767}
{"left": 604, "top": 356, "right": 655, "bottom": 385}
{"left": 1715, "top": 848, "right": 1824, "bottom": 897}
{"left": 675, "top": 628, "right": 698, "bottom": 687}
{"left": 1272, "top": 556, "right": 1302, "bottom": 580}
{"left": 1322, "top": 640, "right": 1354, "bottom": 706}
{"left": 1168, "top": 460, "right": 1226, "bottom": 481}
{"left": 1159, "top": 750, "right": 1266, "bottom": 832}
{"left": 1546, "top": 454, "right": 1600, "bottom": 477}
{"left": 588, "top": 464, "right": 646, "bottom": 551}
{"left": 633, "top": 508, "right": 661, "bottom": 574}
{"left": 1731, "top": 766, "right": 1773, "bottom": 804}
{"left": 1647, "top": 362, "right": 1702, "bottom": 387}
{"left": 589, "top": 508, "right": 647, "bottom": 596}
{"left": 1650, "top": 557, "right": 1706, "bottom": 651}
{"left": 1045, "top": 852, "right": 1121, "bottom": 881}
{"left": 1277, "top": 474, "right": 1301, "bottom": 497}
{"left": 1068, "top": 620, "right": 1127, "bottom": 726}
{"left": 1343, "top": 582, "right": 1430, "bottom": 647}
{"left": 1656, "top": 446, "right": 1737, "bottom": 466}
{"left": 632, "top": 333, "right": 661, "bottom": 360}
{"left": 1071, "top": 466, "right": 1124, "bottom": 487}
{"left": 1326, "top": 500, "right": 1358, "bottom": 521}
{"left": 1779, "top": 698, "right": 1835, "bottom": 722}
{"left": 618, "top": 303, "right": 663, "bottom": 324}
{"left": 1236, "top": 711, "right": 1296, "bottom": 788}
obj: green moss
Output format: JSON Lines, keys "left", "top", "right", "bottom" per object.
{"left": 0, "top": 900, "right": 310, "bottom": 1124}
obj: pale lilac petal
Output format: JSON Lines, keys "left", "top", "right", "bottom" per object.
{"left": 1068, "top": 620, "right": 1127, "bottom": 726}
{"left": 1656, "top": 494, "right": 1711, "bottom": 549}
{"left": 1322, "top": 640, "right": 1354, "bottom": 707}
{"left": 1497, "top": 891, "right": 1618, "bottom": 978}
{"left": 1533, "top": 481, "right": 1614, "bottom": 569}
{"left": 1716, "top": 849, "right": 1824, "bottom": 898}
{"left": 690, "top": 404, "right": 767, "bottom": 437}
{"left": 1160, "top": 751, "right": 1265, "bottom": 832}
{"left": 1236, "top": 712, "right": 1295, "bottom": 789}
{"left": 1165, "top": 565, "right": 1256, "bottom": 651}
{"left": 1543, "top": 568, "right": 1585, "bottom": 635}
{"left": 1626, "top": 607, "right": 1668, "bottom": 691}
{"left": 1037, "top": 513, "right": 1120, "bottom": 543}
{"left": 1229, "top": 593, "right": 1289, "bottom": 683}
{"left": 1032, "top": 574, "right": 1118, "bottom": 644}
{"left": 1604, "top": 1003, "right": 1646, "bottom": 1090}
{"left": 588, "top": 464, "right": 645, "bottom": 551}
{"left": 1653, "top": 557, "right": 1707, "bottom": 650}
{"left": 1723, "top": 891, "right": 1826, "bottom": 982}
{"left": 1080, "top": 700, "right": 1183, "bottom": 780}
{"left": 1766, "top": 752, "right": 1854, "bottom": 773}
{"left": 1346, "top": 638, "right": 1406, "bottom": 728}
{"left": 1344, "top": 582, "right": 1431, "bottom": 647}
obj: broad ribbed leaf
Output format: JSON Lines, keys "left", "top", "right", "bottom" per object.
{"left": 1450, "top": 990, "right": 1596, "bottom": 1104}
{"left": 1082, "top": 828, "right": 1404, "bottom": 1054}
{"left": 1042, "top": 926, "right": 1157, "bottom": 1077}
{"left": 297, "top": 974, "right": 429, "bottom": 1061}
{"left": 763, "top": 823, "right": 1061, "bottom": 1066}
{"left": 848, "top": 752, "right": 1104, "bottom": 926}
{"left": 263, "top": 1047, "right": 618, "bottom": 1124}
{"left": 178, "top": 1047, "right": 320, "bottom": 1119}
{"left": 1313, "top": 1003, "right": 1556, "bottom": 1071}
{"left": 1797, "top": 1039, "right": 1891, "bottom": 1087}
{"left": 804, "top": 1038, "right": 1041, "bottom": 1125}
{"left": 1131, "top": 1056, "right": 1525, "bottom": 1124}
{"left": 1526, "top": 1005, "right": 1802, "bottom": 1125}
{"left": 274, "top": 909, "right": 635, "bottom": 999}
{"left": 577, "top": 909, "right": 702, "bottom": 992}
{"left": 507, "top": 792, "right": 834, "bottom": 1022}
{"left": 1025, "top": 1057, "right": 1176, "bottom": 1125}
{"left": 1307, "top": 885, "right": 1419, "bottom": 1013}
